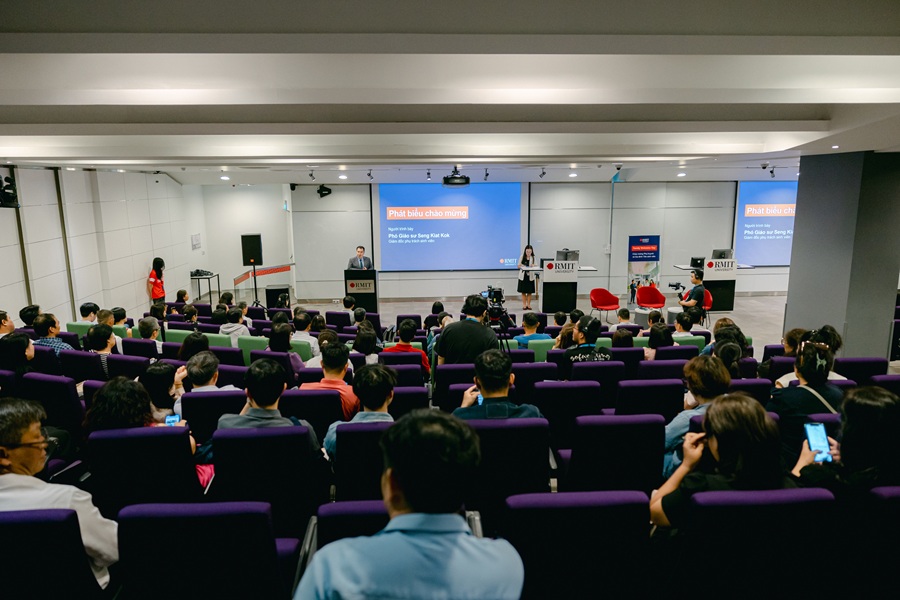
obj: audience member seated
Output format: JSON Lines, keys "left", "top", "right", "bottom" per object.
{"left": 608, "top": 308, "right": 636, "bottom": 332}
{"left": 268, "top": 322, "right": 304, "bottom": 380}
{"left": 342, "top": 295, "right": 355, "bottom": 312}
{"left": 453, "top": 349, "right": 543, "bottom": 420}
{"left": 553, "top": 311, "right": 567, "bottom": 326}
{"left": 758, "top": 327, "right": 805, "bottom": 380}
{"left": 309, "top": 314, "right": 327, "bottom": 332}
{"left": 111, "top": 307, "right": 132, "bottom": 338}
{"left": 137, "top": 317, "right": 164, "bottom": 354}
{"left": 217, "top": 359, "right": 320, "bottom": 452}
{"left": 324, "top": 364, "right": 396, "bottom": 460}
{"left": 426, "top": 311, "right": 452, "bottom": 357}
{"left": 297, "top": 409, "right": 524, "bottom": 599}
{"left": 384, "top": 319, "right": 430, "bottom": 373}
{"left": 650, "top": 392, "right": 794, "bottom": 529}
{"left": 699, "top": 317, "right": 735, "bottom": 355}
{"left": 300, "top": 343, "right": 360, "bottom": 420}
{"left": 271, "top": 311, "right": 290, "bottom": 327}
{"left": 353, "top": 322, "right": 382, "bottom": 357}
{"left": 664, "top": 356, "right": 731, "bottom": 477}
{"left": 672, "top": 312, "right": 694, "bottom": 338}
{"left": 792, "top": 386, "right": 900, "bottom": 499}
{"left": 0, "top": 333, "right": 35, "bottom": 394}
{"left": 353, "top": 307, "right": 367, "bottom": 326}
{"left": 0, "top": 309, "right": 15, "bottom": 340}
{"left": 686, "top": 306, "right": 708, "bottom": 333}
{"left": 569, "top": 309, "right": 584, "bottom": 324}
{"left": 80, "top": 302, "right": 99, "bottom": 323}
{"left": 86, "top": 324, "right": 116, "bottom": 378}
{"left": 713, "top": 341, "right": 743, "bottom": 380}
{"left": 562, "top": 315, "right": 610, "bottom": 380}
{"left": 0, "top": 398, "right": 118, "bottom": 589}
{"left": 304, "top": 330, "right": 350, "bottom": 370}
{"left": 19, "top": 304, "right": 41, "bottom": 328}
{"left": 292, "top": 312, "right": 321, "bottom": 357}
{"left": 177, "top": 331, "right": 209, "bottom": 362}
{"left": 774, "top": 326, "right": 846, "bottom": 388}
{"left": 148, "top": 303, "right": 167, "bottom": 342}
{"left": 513, "top": 312, "right": 551, "bottom": 350}
{"left": 210, "top": 304, "right": 228, "bottom": 326}
{"left": 610, "top": 328, "right": 633, "bottom": 347}
{"left": 218, "top": 292, "right": 234, "bottom": 306}
{"left": 95, "top": 309, "right": 123, "bottom": 354}
{"left": 437, "top": 295, "right": 498, "bottom": 365}
{"left": 236, "top": 301, "right": 253, "bottom": 329}
{"left": 767, "top": 340, "right": 843, "bottom": 465}
{"left": 182, "top": 304, "right": 198, "bottom": 327}
{"left": 175, "top": 289, "right": 190, "bottom": 304}
{"left": 33, "top": 313, "right": 74, "bottom": 357}
{"left": 644, "top": 322, "right": 675, "bottom": 361}
{"left": 219, "top": 307, "right": 251, "bottom": 348}
{"left": 638, "top": 309, "right": 663, "bottom": 337}
{"left": 139, "top": 361, "right": 185, "bottom": 423}
{"left": 173, "top": 351, "right": 241, "bottom": 415}
{"left": 553, "top": 322, "right": 576, "bottom": 350}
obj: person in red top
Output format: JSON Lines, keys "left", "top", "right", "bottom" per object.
{"left": 300, "top": 342, "right": 360, "bottom": 420}
{"left": 383, "top": 318, "right": 430, "bottom": 374}
{"left": 146, "top": 257, "right": 165, "bottom": 305}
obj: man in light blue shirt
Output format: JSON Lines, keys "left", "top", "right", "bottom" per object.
{"left": 297, "top": 410, "right": 524, "bottom": 600}
{"left": 513, "top": 311, "right": 551, "bottom": 350}
{"left": 323, "top": 364, "right": 396, "bottom": 460}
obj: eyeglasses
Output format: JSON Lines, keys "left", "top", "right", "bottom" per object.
{"left": 1, "top": 427, "right": 59, "bottom": 453}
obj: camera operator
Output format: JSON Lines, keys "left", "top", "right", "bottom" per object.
{"left": 678, "top": 269, "right": 706, "bottom": 314}
{"left": 436, "top": 295, "right": 499, "bottom": 365}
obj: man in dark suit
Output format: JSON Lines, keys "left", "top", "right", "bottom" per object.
{"left": 347, "top": 246, "right": 373, "bottom": 270}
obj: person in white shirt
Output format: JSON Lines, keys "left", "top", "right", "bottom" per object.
{"left": 292, "top": 312, "right": 321, "bottom": 357}
{"left": 138, "top": 317, "right": 165, "bottom": 355}
{"left": 0, "top": 399, "right": 118, "bottom": 588}
{"left": 672, "top": 311, "right": 694, "bottom": 338}
{"left": 0, "top": 309, "right": 15, "bottom": 340}
{"left": 173, "top": 351, "right": 241, "bottom": 414}
{"left": 608, "top": 308, "right": 637, "bottom": 332}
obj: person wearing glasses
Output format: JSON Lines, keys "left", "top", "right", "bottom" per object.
{"left": 0, "top": 398, "right": 118, "bottom": 588}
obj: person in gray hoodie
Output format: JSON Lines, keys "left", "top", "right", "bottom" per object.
{"left": 219, "top": 307, "right": 251, "bottom": 348}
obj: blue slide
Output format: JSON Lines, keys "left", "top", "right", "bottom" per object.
{"left": 734, "top": 181, "right": 798, "bottom": 267}
{"left": 379, "top": 183, "right": 522, "bottom": 271}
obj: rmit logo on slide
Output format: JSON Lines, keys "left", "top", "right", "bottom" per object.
{"left": 347, "top": 281, "right": 374, "bottom": 291}
{"left": 498, "top": 258, "right": 517, "bottom": 265}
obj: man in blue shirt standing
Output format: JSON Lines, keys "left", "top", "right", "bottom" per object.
{"left": 297, "top": 409, "right": 524, "bottom": 599}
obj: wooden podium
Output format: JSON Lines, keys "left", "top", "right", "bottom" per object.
{"left": 344, "top": 269, "right": 379, "bottom": 313}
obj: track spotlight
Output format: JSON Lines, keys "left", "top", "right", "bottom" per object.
{"left": 309, "top": 171, "right": 316, "bottom": 182}
{"left": 426, "top": 170, "right": 431, "bottom": 181}
{"left": 367, "top": 170, "right": 373, "bottom": 181}
{"left": 484, "top": 168, "right": 489, "bottom": 181}
{"left": 289, "top": 183, "right": 297, "bottom": 192}
{"left": 769, "top": 167, "right": 776, "bottom": 178}
{"left": 539, "top": 168, "right": 546, "bottom": 179}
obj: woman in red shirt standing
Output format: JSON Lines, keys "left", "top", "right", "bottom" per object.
{"left": 146, "top": 257, "right": 166, "bottom": 306}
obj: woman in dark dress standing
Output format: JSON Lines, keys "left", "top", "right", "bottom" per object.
{"left": 517, "top": 244, "right": 536, "bottom": 310}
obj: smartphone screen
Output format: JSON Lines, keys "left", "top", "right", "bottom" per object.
{"left": 804, "top": 422, "right": 832, "bottom": 463}
{"left": 165, "top": 414, "right": 181, "bottom": 427}
{"left": 476, "top": 393, "right": 484, "bottom": 406}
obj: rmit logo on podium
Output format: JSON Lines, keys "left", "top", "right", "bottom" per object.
{"left": 347, "top": 280, "right": 375, "bottom": 292}
{"left": 706, "top": 259, "right": 736, "bottom": 271}
{"left": 547, "top": 261, "right": 576, "bottom": 273}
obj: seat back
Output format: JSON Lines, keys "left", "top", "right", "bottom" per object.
{"left": 57, "top": 331, "right": 82, "bottom": 350}
{"left": 762, "top": 344, "right": 785, "bottom": 361}
{"left": 564, "top": 414, "right": 665, "bottom": 494}
{"left": 193, "top": 303, "right": 212, "bottom": 316}
{"left": 570, "top": 361, "right": 626, "bottom": 409}
{"left": 380, "top": 351, "right": 421, "bottom": 366}
{"left": 20, "top": 373, "right": 83, "bottom": 437}
{"left": 104, "top": 354, "right": 150, "bottom": 380}
{"left": 608, "top": 347, "right": 644, "bottom": 379}
{"left": 766, "top": 356, "right": 796, "bottom": 383}
{"left": 59, "top": 349, "right": 107, "bottom": 382}
{"left": 510, "top": 362, "right": 558, "bottom": 405}
{"left": 210, "top": 346, "right": 245, "bottom": 366}
{"left": 163, "top": 328, "right": 193, "bottom": 344}
{"left": 702, "top": 288, "right": 713, "bottom": 310}
{"left": 30, "top": 345, "right": 61, "bottom": 375}
{"left": 653, "top": 345, "right": 699, "bottom": 361}
{"left": 395, "top": 313, "right": 422, "bottom": 330}
{"left": 871, "top": 374, "right": 900, "bottom": 397}
{"left": 250, "top": 350, "right": 296, "bottom": 380}
{"left": 203, "top": 333, "right": 233, "bottom": 348}
{"left": 503, "top": 491, "right": 651, "bottom": 598}
{"left": 637, "top": 359, "right": 688, "bottom": 380}
{"left": 180, "top": 390, "right": 247, "bottom": 443}
{"left": 507, "top": 349, "right": 536, "bottom": 363}
{"left": 728, "top": 378, "right": 772, "bottom": 406}
{"left": 433, "top": 364, "right": 476, "bottom": 412}
{"left": 616, "top": 379, "right": 685, "bottom": 423}
{"left": 279, "top": 389, "right": 345, "bottom": 443}
{"left": 86, "top": 427, "right": 203, "bottom": 518}
{"left": 531, "top": 380, "right": 603, "bottom": 449}
{"left": 391, "top": 363, "right": 425, "bottom": 387}
{"left": 334, "top": 421, "right": 395, "bottom": 500}
{"left": 326, "top": 311, "right": 352, "bottom": 331}
{"left": 465, "top": 418, "right": 550, "bottom": 531}
{"left": 527, "top": 338, "right": 556, "bottom": 362}
{"left": 389, "top": 386, "right": 430, "bottom": 420}
{"left": 315, "top": 500, "right": 390, "bottom": 551}
{"left": 117, "top": 502, "right": 283, "bottom": 599}
{"left": 217, "top": 364, "right": 249, "bottom": 388}
{"left": 738, "top": 356, "right": 759, "bottom": 379}
{"left": 833, "top": 357, "right": 889, "bottom": 386}
{"left": 210, "top": 427, "right": 328, "bottom": 536}
{"left": 238, "top": 335, "right": 271, "bottom": 365}
{"left": 82, "top": 379, "right": 105, "bottom": 410}
{"left": 0, "top": 509, "right": 105, "bottom": 598}
{"left": 590, "top": 288, "right": 619, "bottom": 308}
{"left": 122, "top": 337, "right": 159, "bottom": 360}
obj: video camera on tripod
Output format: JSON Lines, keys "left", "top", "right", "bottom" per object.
{"left": 481, "top": 286, "right": 515, "bottom": 330}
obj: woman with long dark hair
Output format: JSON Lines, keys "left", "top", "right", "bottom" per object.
{"left": 517, "top": 244, "right": 536, "bottom": 310}
{"left": 146, "top": 257, "right": 165, "bottom": 305}
{"left": 177, "top": 332, "right": 210, "bottom": 362}
{"left": 0, "top": 333, "right": 35, "bottom": 395}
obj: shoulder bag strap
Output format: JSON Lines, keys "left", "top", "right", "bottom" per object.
{"left": 799, "top": 384, "right": 838, "bottom": 414}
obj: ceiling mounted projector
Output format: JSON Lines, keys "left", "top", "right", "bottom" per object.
{"left": 442, "top": 166, "right": 470, "bottom": 187}
{"left": 317, "top": 184, "right": 332, "bottom": 198}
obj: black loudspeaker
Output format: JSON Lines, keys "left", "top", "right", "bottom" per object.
{"left": 241, "top": 234, "right": 263, "bottom": 266}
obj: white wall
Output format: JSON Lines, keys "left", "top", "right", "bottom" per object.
{"left": 202, "top": 184, "right": 292, "bottom": 298}
{"left": 0, "top": 167, "right": 29, "bottom": 325}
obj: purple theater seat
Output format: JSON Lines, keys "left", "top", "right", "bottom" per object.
{"left": 871, "top": 374, "right": 900, "bottom": 397}
{"left": 197, "top": 323, "right": 221, "bottom": 334}
{"left": 609, "top": 347, "right": 645, "bottom": 379}
{"left": 326, "top": 311, "right": 352, "bottom": 332}
{"left": 531, "top": 380, "right": 603, "bottom": 449}
{"left": 59, "top": 349, "right": 106, "bottom": 382}
{"left": 389, "top": 386, "right": 429, "bottom": 420}
{"left": 193, "top": 303, "right": 212, "bottom": 316}
{"left": 196, "top": 316, "right": 213, "bottom": 324}
{"left": 833, "top": 357, "right": 889, "bottom": 387}
{"left": 216, "top": 364, "right": 249, "bottom": 389}
{"left": 510, "top": 362, "right": 559, "bottom": 405}
{"left": 738, "top": 357, "right": 758, "bottom": 379}
{"left": 246, "top": 306, "right": 267, "bottom": 320}
{"left": 251, "top": 319, "right": 272, "bottom": 336}
{"left": 728, "top": 378, "right": 773, "bottom": 406}
{"left": 616, "top": 379, "right": 685, "bottom": 423}
{"left": 465, "top": 418, "right": 551, "bottom": 532}
{"left": 118, "top": 502, "right": 297, "bottom": 599}
{"left": 766, "top": 356, "right": 797, "bottom": 383}
{"left": 364, "top": 312, "right": 383, "bottom": 336}
{"left": 86, "top": 427, "right": 203, "bottom": 518}
{"left": 570, "top": 361, "right": 626, "bottom": 409}
{"left": 167, "top": 321, "right": 196, "bottom": 332}
{"left": 268, "top": 307, "right": 292, "bottom": 320}
{"left": 14, "top": 327, "right": 37, "bottom": 340}
{"left": 433, "top": 363, "right": 476, "bottom": 412}
{"left": 380, "top": 352, "right": 422, "bottom": 366}
{"left": 507, "top": 349, "right": 536, "bottom": 363}
{"left": 334, "top": 421, "right": 395, "bottom": 501}
{"left": 180, "top": 390, "right": 248, "bottom": 443}
{"left": 0, "top": 368, "right": 16, "bottom": 396}
{"left": 82, "top": 379, "right": 105, "bottom": 410}
{"left": 0, "top": 509, "right": 106, "bottom": 599}
{"left": 56, "top": 331, "right": 82, "bottom": 351}
{"left": 546, "top": 349, "right": 568, "bottom": 375}
{"left": 337, "top": 333, "right": 355, "bottom": 344}
{"left": 279, "top": 388, "right": 345, "bottom": 443}
{"left": 210, "top": 427, "right": 329, "bottom": 536}
{"left": 211, "top": 346, "right": 245, "bottom": 367}
{"left": 31, "top": 345, "right": 61, "bottom": 375}
{"left": 20, "top": 373, "right": 82, "bottom": 437}
{"left": 423, "top": 313, "right": 440, "bottom": 329}
{"left": 544, "top": 325, "right": 563, "bottom": 338}
{"left": 806, "top": 412, "right": 842, "bottom": 438}
{"left": 762, "top": 344, "right": 786, "bottom": 361}
{"left": 167, "top": 313, "right": 185, "bottom": 322}
{"left": 314, "top": 500, "right": 390, "bottom": 551}
{"left": 637, "top": 359, "right": 688, "bottom": 380}
{"left": 559, "top": 414, "right": 665, "bottom": 495}
{"left": 654, "top": 345, "right": 699, "bottom": 361}
{"left": 390, "top": 363, "right": 425, "bottom": 387}
{"left": 296, "top": 367, "right": 352, "bottom": 386}
{"left": 503, "top": 491, "right": 651, "bottom": 598}
{"left": 161, "top": 341, "right": 182, "bottom": 359}
{"left": 250, "top": 350, "right": 299, "bottom": 383}
{"left": 122, "top": 337, "right": 159, "bottom": 360}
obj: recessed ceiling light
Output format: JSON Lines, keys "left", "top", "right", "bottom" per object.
{"left": 65, "top": 167, "right": 76, "bottom": 171}
{"left": 338, "top": 174, "right": 348, "bottom": 180}
{"left": 832, "top": 145, "right": 839, "bottom": 149}
{"left": 117, "top": 169, "right": 126, "bottom": 173}
{"left": 568, "top": 173, "right": 578, "bottom": 178}
{"left": 678, "top": 166, "right": 686, "bottom": 169}
{"left": 797, "top": 172, "right": 801, "bottom": 176}
{"left": 220, "top": 175, "right": 230, "bottom": 181}
{"left": 677, "top": 172, "right": 687, "bottom": 177}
